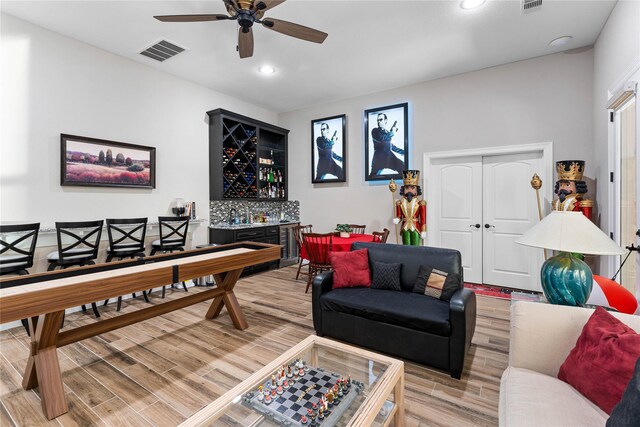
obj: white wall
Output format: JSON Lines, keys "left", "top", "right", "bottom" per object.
{"left": 280, "top": 50, "right": 595, "bottom": 234}
{"left": 592, "top": 0, "right": 640, "bottom": 275}
{"left": 0, "top": 13, "right": 278, "bottom": 246}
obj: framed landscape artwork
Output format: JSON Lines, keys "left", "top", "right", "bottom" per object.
{"left": 364, "top": 102, "right": 409, "bottom": 181}
{"left": 311, "top": 114, "right": 346, "bottom": 183}
{"left": 60, "top": 134, "right": 156, "bottom": 189}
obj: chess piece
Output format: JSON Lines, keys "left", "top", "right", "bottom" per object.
{"left": 264, "top": 392, "right": 272, "bottom": 404}
{"left": 257, "top": 386, "right": 264, "bottom": 402}
{"left": 284, "top": 379, "right": 290, "bottom": 389}
{"left": 287, "top": 365, "right": 293, "bottom": 378}
{"left": 393, "top": 170, "right": 427, "bottom": 245}
{"left": 318, "top": 405, "right": 324, "bottom": 420}
{"left": 347, "top": 375, "right": 352, "bottom": 388}
{"left": 326, "top": 390, "right": 334, "bottom": 407}
{"left": 271, "top": 389, "right": 276, "bottom": 399}
{"left": 300, "top": 415, "right": 308, "bottom": 425}
{"left": 551, "top": 160, "right": 593, "bottom": 220}
{"left": 277, "top": 384, "right": 283, "bottom": 395}
{"left": 270, "top": 375, "right": 276, "bottom": 390}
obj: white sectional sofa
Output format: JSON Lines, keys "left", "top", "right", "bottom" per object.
{"left": 499, "top": 301, "right": 640, "bottom": 427}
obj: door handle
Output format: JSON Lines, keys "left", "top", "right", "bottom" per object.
{"left": 484, "top": 224, "right": 495, "bottom": 229}
{"left": 470, "top": 224, "right": 481, "bottom": 229}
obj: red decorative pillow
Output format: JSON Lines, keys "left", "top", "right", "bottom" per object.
{"left": 330, "top": 249, "right": 371, "bottom": 288}
{"left": 558, "top": 306, "right": 640, "bottom": 414}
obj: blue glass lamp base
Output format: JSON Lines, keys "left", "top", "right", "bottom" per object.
{"left": 540, "top": 252, "right": 593, "bottom": 306}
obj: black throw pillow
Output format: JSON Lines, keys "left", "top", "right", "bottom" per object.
{"left": 607, "top": 356, "right": 640, "bottom": 427}
{"left": 370, "top": 261, "right": 402, "bottom": 291}
{"left": 412, "top": 265, "right": 460, "bottom": 301}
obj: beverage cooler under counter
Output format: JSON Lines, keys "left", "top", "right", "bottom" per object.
{"left": 209, "top": 222, "right": 299, "bottom": 275}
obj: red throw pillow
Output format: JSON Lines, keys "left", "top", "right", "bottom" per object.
{"left": 558, "top": 306, "right": 640, "bottom": 414}
{"left": 330, "top": 249, "right": 371, "bottom": 288}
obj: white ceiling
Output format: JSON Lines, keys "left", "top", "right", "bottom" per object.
{"left": 1, "top": 0, "right": 616, "bottom": 113}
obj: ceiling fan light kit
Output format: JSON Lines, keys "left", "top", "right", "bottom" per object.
{"left": 154, "top": 0, "right": 327, "bottom": 59}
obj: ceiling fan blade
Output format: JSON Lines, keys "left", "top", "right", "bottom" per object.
{"left": 261, "top": 18, "right": 327, "bottom": 44}
{"left": 238, "top": 27, "right": 254, "bottom": 58}
{"left": 154, "top": 14, "right": 230, "bottom": 22}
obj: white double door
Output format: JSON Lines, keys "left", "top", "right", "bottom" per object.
{"left": 429, "top": 152, "right": 544, "bottom": 292}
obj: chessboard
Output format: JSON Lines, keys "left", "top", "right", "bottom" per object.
{"left": 242, "top": 366, "right": 363, "bottom": 427}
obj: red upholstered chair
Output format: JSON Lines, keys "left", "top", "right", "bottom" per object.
{"left": 293, "top": 224, "right": 313, "bottom": 280}
{"left": 302, "top": 232, "right": 332, "bottom": 293}
{"left": 372, "top": 228, "right": 390, "bottom": 243}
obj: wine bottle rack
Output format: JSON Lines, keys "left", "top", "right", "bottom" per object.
{"left": 208, "top": 109, "right": 289, "bottom": 201}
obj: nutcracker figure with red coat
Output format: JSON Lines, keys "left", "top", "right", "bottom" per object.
{"left": 552, "top": 160, "right": 593, "bottom": 221}
{"left": 393, "top": 170, "right": 427, "bottom": 245}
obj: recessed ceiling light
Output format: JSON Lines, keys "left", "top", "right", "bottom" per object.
{"left": 549, "top": 36, "right": 573, "bottom": 47}
{"left": 259, "top": 65, "right": 275, "bottom": 74}
{"left": 460, "top": 0, "right": 486, "bottom": 10}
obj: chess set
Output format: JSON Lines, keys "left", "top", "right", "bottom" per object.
{"left": 242, "top": 358, "right": 364, "bottom": 426}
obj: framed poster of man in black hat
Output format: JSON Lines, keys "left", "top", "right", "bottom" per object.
{"left": 364, "top": 103, "right": 409, "bottom": 181}
{"left": 311, "top": 114, "right": 346, "bottom": 183}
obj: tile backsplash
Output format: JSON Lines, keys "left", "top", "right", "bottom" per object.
{"left": 210, "top": 200, "right": 299, "bottom": 225}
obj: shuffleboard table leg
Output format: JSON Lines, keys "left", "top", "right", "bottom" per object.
{"left": 205, "top": 269, "right": 246, "bottom": 330}
{"left": 222, "top": 291, "right": 248, "bottom": 330}
{"left": 22, "top": 311, "right": 68, "bottom": 419}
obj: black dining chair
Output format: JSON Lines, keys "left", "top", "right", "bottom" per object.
{"left": 0, "top": 223, "right": 40, "bottom": 335}
{"left": 150, "top": 216, "right": 190, "bottom": 297}
{"left": 47, "top": 220, "right": 103, "bottom": 317}
{"left": 103, "top": 217, "right": 149, "bottom": 311}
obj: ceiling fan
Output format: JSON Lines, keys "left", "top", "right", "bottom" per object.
{"left": 154, "top": 0, "right": 328, "bottom": 59}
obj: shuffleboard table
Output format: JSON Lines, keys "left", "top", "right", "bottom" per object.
{"left": 0, "top": 241, "right": 281, "bottom": 420}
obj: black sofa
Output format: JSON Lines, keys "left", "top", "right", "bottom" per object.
{"left": 312, "top": 242, "right": 476, "bottom": 379}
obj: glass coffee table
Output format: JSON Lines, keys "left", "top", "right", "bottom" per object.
{"left": 182, "top": 335, "right": 405, "bottom": 427}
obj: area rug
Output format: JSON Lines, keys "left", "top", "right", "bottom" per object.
{"left": 464, "top": 283, "right": 542, "bottom": 301}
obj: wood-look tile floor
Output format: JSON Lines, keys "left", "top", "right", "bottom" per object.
{"left": 0, "top": 266, "right": 510, "bottom": 426}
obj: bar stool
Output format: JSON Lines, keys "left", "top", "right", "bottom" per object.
{"left": 103, "top": 217, "right": 149, "bottom": 311}
{"left": 0, "top": 223, "right": 40, "bottom": 335}
{"left": 47, "top": 220, "right": 103, "bottom": 317}
{"left": 150, "top": 216, "right": 190, "bottom": 297}
{"left": 194, "top": 243, "right": 218, "bottom": 287}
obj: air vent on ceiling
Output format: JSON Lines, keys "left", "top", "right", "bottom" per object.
{"left": 139, "top": 39, "right": 186, "bottom": 62}
{"left": 522, "top": 0, "right": 542, "bottom": 14}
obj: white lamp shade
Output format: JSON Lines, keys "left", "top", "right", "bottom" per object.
{"left": 516, "top": 211, "right": 625, "bottom": 255}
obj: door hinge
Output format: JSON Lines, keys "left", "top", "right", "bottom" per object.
{"left": 610, "top": 232, "right": 614, "bottom": 239}
{"left": 610, "top": 172, "right": 614, "bottom": 182}
{"left": 610, "top": 111, "right": 614, "bottom": 122}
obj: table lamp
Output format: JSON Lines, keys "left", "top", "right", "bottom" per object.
{"left": 516, "top": 211, "right": 625, "bottom": 306}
